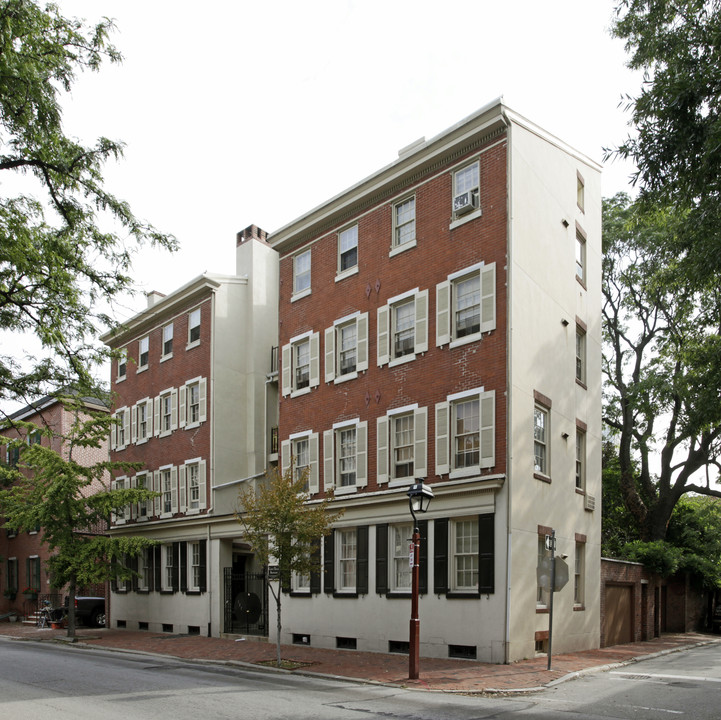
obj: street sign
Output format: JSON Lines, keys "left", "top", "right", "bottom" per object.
{"left": 553, "top": 557, "right": 569, "bottom": 592}
{"left": 536, "top": 556, "right": 570, "bottom": 592}
{"left": 267, "top": 565, "right": 280, "bottom": 579}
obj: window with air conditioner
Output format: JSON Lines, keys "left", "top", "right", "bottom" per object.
{"left": 452, "top": 161, "right": 480, "bottom": 219}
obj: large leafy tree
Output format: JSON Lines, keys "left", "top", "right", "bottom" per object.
{"left": 0, "top": 395, "right": 157, "bottom": 638}
{"left": 236, "top": 465, "right": 343, "bottom": 667}
{"left": 602, "top": 193, "right": 721, "bottom": 542}
{"left": 611, "top": 0, "right": 721, "bottom": 281}
{"left": 0, "top": 0, "right": 176, "bottom": 408}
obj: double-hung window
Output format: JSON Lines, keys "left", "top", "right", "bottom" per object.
{"left": 112, "top": 408, "right": 130, "bottom": 451}
{"left": 337, "top": 529, "right": 357, "bottom": 593}
{"left": 156, "top": 465, "right": 177, "bottom": 516}
{"left": 576, "top": 227, "right": 586, "bottom": 285}
{"left": 188, "top": 541, "right": 201, "bottom": 591}
{"left": 337, "top": 225, "right": 358, "bottom": 277}
{"left": 452, "top": 160, "right": 480, "bottom": 220}
{"left": 7, "top": 558, "right": 17, "bottom": 593}
{"left": 179, "top": 459, "right": 206, "bottom": 512}
{"left": 117, "top": 348, "right": 127, "bottom": 380}
{"left": 132, "top": 397, "right": 152, "bottom": 444}
{"left": 575, "top": 541, "right": 585, "bottom": 606}
{"left": 376, "top": 405, "right": 427, "bottom": 484}
{"left": 162, "top": 323, "right": 174, "bottom": 359}
{"left": 112, "top": 476, "right": 128, "bottom": 524}
{"left": 162, "top": 544, "right": 174, "bottom": 591}
{"left": 281, "top": 432, "right": 319, "bottom": 494}
{"left": 323, "top": 419, "right": 367, "bottom": 493}
{"left": 392, "top": 196, "right": 415, "bottom": 251}
{"left": 188, "top": 308, "right": 201, "bottom": 346}
{"left": 324, "top": 312, "right": 368, "bottom": 383}
{"left": 435, "top": 389, "right": 495, "bottom": 477}
{"left": 138, "top": 336, "right": 149, "bottom": 369}
{"left": 377, "top": 288, "right": 428, "bottom": 367}
{"left": 576, "top": 428, "right": 586, "bottom": 490}
{"left": 281, "top": 332, "right": 320, "bottom": 396}
{"left": 155, "top": 388, "right": 177, "bottom": 437}
{"left": 179, "top": 377, "right": 207, "bottom": 428}
{"left": 436, "top": 263, "right": 495, "bottom": 346}
{"left": 134, "top": 472, "right": 150, "bottom": 519}
{"left": 534, "top": 403, "right": 549, "bottom": 477}
{"left": 575, "top": 324, "right": 586, "bottom": 385}
{"left": 293, "top": 249, "right": 311, "bottom": 298}
{"left": 390, "top": 523, "right": 412, "bottom": 592}
{"left": 452, "top": 519, "right": 478, "bottom": 591}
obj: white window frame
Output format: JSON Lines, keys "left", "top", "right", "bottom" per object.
{"left": 435, "top": 389, "right": 495, "bottom": 477}
{"left": 132, "top": 397, "right": 152, "bottom": 445}
{"left": 451, "top": 518, "right": 479, "bottom": 592}
{"left": 534, "top": 404, "right": 549, "bottom": 477}
{"left": 324, "top": 312, "right": 369, "bottom": 384}
{"left": 112, "top": 476, "right": 128, "bottom": 524}
{"left": 292, "top": 249, "right": 311, "bottom": 299}
{"left": 117, "top": 347, "right": 127, "bottom": 380}
{"left": 576, "top": 429, "right": 586, "bottom": 491}
{"left": 281, "top": 331, "right": 320, "bottom": 397}
{"left": 112, "top": 407, "right": 130, "bottom": 452}
{"left": 376, "top": 405, "right": 427, "bottom": 486}
{"left": 138, "top": 547, "right": 151, "bottom": 590}
{"left": 281, "top": 431, "right": 319, "bottom": 495}
{"left": 390, "top": 523, "right": 413, "bottom": 592}
{"left": 323, "top": 419, "right": 367, "bottom": 494}
{"left": 161, "top": 323, "right": 174, "bottom": 359}
{"left": 158, "top": 464, "right": 178, "bottom": 517}
{"left": 188, "top": 308, "right": 201, "bottom": 347}
{"left": 336, "top": 224, "right": 358, "bottom": 280}
{"left": 188, "top": 541, "right": 201, "bottom": 591}
{"left": 575, "top": 326, "right": 586, "bottom": 385}
{"left": 155, "top": 388, "right": 178, "bottom": 438}
{"left": 179, "top": 376, "right": 207, "bottom": 429}
{"left": 575, "top": 542, "right": 585, "bottom": 606}
{"left": 138, "top": 335, "right": 149, "bottom": 370}
{"left": 391, "top": 195, "right": 416, "bottom": 254}
{"left": 450, "top": 160, "right": 481, "bottom": 225}
{"left": 377, "top": 288, "right": 428, "bottom": 367}
{"left": 336, "top": 528, "right": 357, "bottom": 593}
{"left": 179, "top": 458, "right": 207, "bottom": 513}
{"left": 134, "top": 471, "right": 150, "bottom": 520}
{"left": 162, "top": 544, "right": 174, "bottom": 591}
{"left": 576, "top": 229, "right": 586, "bottom": 284}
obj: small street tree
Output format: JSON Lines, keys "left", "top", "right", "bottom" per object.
{"left": 0, "top": 395, "right": 157, "bottom": 638}
{"left": 236, "top": 464, "right": 343, "bottom": 667}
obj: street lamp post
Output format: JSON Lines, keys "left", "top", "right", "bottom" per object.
{"left": 407, "top": 479, "right": 433, "bottom": 680}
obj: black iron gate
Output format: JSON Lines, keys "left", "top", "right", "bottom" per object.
{"left": 223, "top": 569, "right": 268, "bottom": 636}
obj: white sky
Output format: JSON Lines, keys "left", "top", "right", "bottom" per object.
{"left": 55, "top": 0, "right": 639, "bottom": 323}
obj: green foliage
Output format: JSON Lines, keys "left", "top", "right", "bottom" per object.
{"left": 601, "top": 441, "right": 642, "bottom": 557}
{"left": 0, "top": 0, "right": 176, "bottom": 407}
{"left": 611, "top": 0, "right": 721, "bottom": 283}
{"left": 623, "top": 540, "right": 684, "bottom": 577}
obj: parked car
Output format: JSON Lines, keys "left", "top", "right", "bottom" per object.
{"left": 712, "top": 605, "right": 721, "bottom": 633}
{"left": 64, "top": 596, "right": 106, "bottom": 627}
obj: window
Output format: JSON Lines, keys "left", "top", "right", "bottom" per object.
{"left": 281, "top": 332, "right": 320, "bottom": 396}
{"left": 155, "top": 388, "right": 177, "bottom": 437}
{"left": 134, "top": 472, "right": 149, "bottom": 519}
{"left": 162, "top": 544, "right": 174, "bottom": 591}
{"left": 281, "top": 433, "right": 319, "bottom": 494}
{"left": 534, "top": 405, "right": 549, "bottom": 476}
{"left": 162, "top": 468, "right": 172, "bottom": 514}
{"left": 576, "top": 429, "right": 586, "bottom": 490}
{"left": 575, "top": 542, "right": 585, "bottom": 606}
{"left": 180, "top": 459, "right": 206, "bottom": 512}
{"left": 112, "top": 408, "right": 130, "bottom": 451}
{"left": 188, "top": 541, "right": 201, "bottom": 591}
{"left": 162, "top": 323, "right": 174, "bottom": 358}
{"left": 138, "top": 336, "right": 149, "bottom": 369}
{"left": 390, "top": 523, "right": 412, "bottom": 592}
{"left": 337, "top": 529, "right": 357, "bottom": 592}
{"left": 435, "top": 390, "right": 495, "bottom": 476}
{"left": 323, "top": 420, "right": 367, "bottom": 492}
{"left": 436, "top": 263, "right": 495, "bottom": 346}
{"left": 27, "top": 556, "right": 41, "bottom": 593}
{"left": 577, "top": 172, "right": 585, "bottom": 212}
{"left": 180, "top": 378, "right": 207, "bottom": 428}
{"left": 452, "top": 519, "right": 478, "bottom": 591}
{"left": 392, "top": 414, "right": 414, "bottom": 479}
{"left": 138, "top": 547, "right": 150, "bottom": 590}
{"left": 325, "top": 313, "right": 368, "bottom": 382}
{"left": 377, "top": 289, "right": 428, "bottom": 367}
{"left": 188, "top": 308, "right": 201, "bottom": 345}
{"left": 6, "top": 558, "right": 18, "bottom": 593}
{"left": 337, "top": 225, "right": 358, "bottom": 275}
{"left": 452, "top": 161, "right": 480, "bottom": 218}
{"left": 576, "top": 230, "right": 586, "bottom": 284}
{"left": 293, "top": 249, "right": 311, "bottom": 297}
{"left": 537, "top": 537, "right": 550, "bottom": 608}
{"left": 393, "top": 196, "right": 415, "bottom": 249}
{"left": 377, "top": 406, "right": 427, "bottom": 484}
{"left": 117, "top": 348, "right": 127, "bottom": 379}
{"left": 157, "top": 466, "right": 177, "bottom": 516}
{"left": 575, "top": 326, "right": 586, "bottom": 385}
{"left": 188, "top": 463, "right": 200, "bottom": 509}
{"left": 112, "top": 477, "right": 128, "bottom": 523}
{"left": 133, "top": 398, "right": 152, "bottom": 444}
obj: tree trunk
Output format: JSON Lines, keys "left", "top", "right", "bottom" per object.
{"left": 66, "top": 580, "right": 77, "bottom": 640}
{"left": 276, "top": 593, "right": 282, "bottom": 667}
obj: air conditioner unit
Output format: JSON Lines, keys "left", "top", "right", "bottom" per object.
{"left": 453, "top": 190, "right": 477, "bottom": 216}
{"left": 584, "top": 494, "right": 596, "bottom": 511}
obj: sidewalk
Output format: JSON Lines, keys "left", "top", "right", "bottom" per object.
{"left": 0, "top": 622, "right": 717, "bottom": 693}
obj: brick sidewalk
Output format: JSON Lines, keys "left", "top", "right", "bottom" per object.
{"left": 0, "top": 622, "right": 716, "bottom": 693}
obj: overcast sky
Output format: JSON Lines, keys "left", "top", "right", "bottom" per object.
{"left": 55, "top": 0, "right": 639, "bottom": 322}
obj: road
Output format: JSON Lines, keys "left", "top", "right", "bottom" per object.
{"left": 1, "top": 636, "right": 720, "bottom": 719}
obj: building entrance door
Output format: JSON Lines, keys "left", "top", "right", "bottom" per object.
{"left": 223, "top": 562, "right": 267, "bottom": 636}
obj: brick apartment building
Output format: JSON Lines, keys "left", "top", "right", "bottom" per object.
{"left": 0, "top": 395, "right": 109, "bottom": 618}
{"left": 270, "top": 99, "right": 602, "bottom": 663}
{"left": 101, "top": 227, "right": 278, "bottom": 636}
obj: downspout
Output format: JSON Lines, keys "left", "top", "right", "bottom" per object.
{"left": 208, "top": 290, "right": 216, "bottom": 634}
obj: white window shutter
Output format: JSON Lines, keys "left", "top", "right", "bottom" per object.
{"left": 309, "top": 332, "right": 320, "bottom": 388}
{"left": 179, "top": 465, "right": 187, "bottom": 512}
{"left": 153, "top": 397, "right": 160, "bottom": 437}
{"left": 123, "top": 411, "right": 131, "bottom": 447}
{"left": 153, "top": 471, "right": 161, "bottom": 516}
{"left": 178, "top": 385, "right": 186, "bottom": 428}
{"left": 414, "top": 407, "right": 428, "bottom": 478}
{"left": 309, "top": 433, "right": 319, "bottom": 494}
{"left": 281, "top": 344, "right": 291, "bottom": 396}
{"left": 376, "top": 415, "right": 388, "bottom": 484}
{"left": 415, "top": 289, "right": 429, "bottom": 353}
{"left": 377, "top": 305, "right": 389, "bottom": 366}
{"left": 198, "top": 461, "right": 207, "bottom": 509}
{"left": 281, "top": 439, "right": 291, "bottom": 475}
{"left": 481, "top": 262, "right": 496, "bottom": 333}
{"left": 480, "top": 390, "right": 495, "bottom": 468}
{"left": 110, "top": 414, "right": 117, "bottom": 451}
{"left": 131, "top": 405, "right": 138, "bottom": 444}
{"left": 171, "top": 389, "right": 178, "bottom": 431}
{"left": 323, "top": 429, "right": 335, "bottom": 491}
{"left": 324, "top": 326, "right": 335, "bottom": 383}
{"left": 198, "top": 378, "right": 207, "bottom": 423}
{"left": 436, "top": 280, "right": 451, "bottom": 346}
{"left": 171, "top": 466, "right": 178, "bottom": 514}
{"left": 356, "top": 313, "right": 369, "bottom": 372}
{"left": 435, "top": 402, "right": 450, "bottom": 475}
{"left": 356, "top": 421, "right": 368, "bottom": 488}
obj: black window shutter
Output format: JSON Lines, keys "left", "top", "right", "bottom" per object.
{"left": 199, "top": 540, "right": 207, "bottom": 592}
{"left": 131, "top": 554, "right": 139, "bottom": 591}
{"left": 180, "top": 542, "right": 188, "bottom": 592}
{"left": 172, "top": 542, "right": 180, "bottom": 592}
{"left": 418, "top": 519, "right": 428, "bottom": 595}
{"left": 310, "top": 537, "right": 321, "bottom": 594}
{"left": 323, "top": 532, "right": 335, "bottom": 593}
{"left": 153, "top": 545, "right": 161, "bottom": 591}
{"left": 124, "top": 555, "right": 132, "bottom": 592}
{"left": 356, "top": 525, "right": 369, "bottom": 595}
{"left": 110, "top": 554, "right": 118, "bottom": 592}
{"left": 478, "top": 513, "right": 495, "bottom": 593}
{"left": 375, "top": 524, "right": 388, "bottom": 594}
{"left": 433, "top": 518, "right": 449, "bottom": 594}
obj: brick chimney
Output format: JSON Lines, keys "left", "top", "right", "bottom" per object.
{"left": 236, "top": 224, "right": 268, "bottom": 246}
